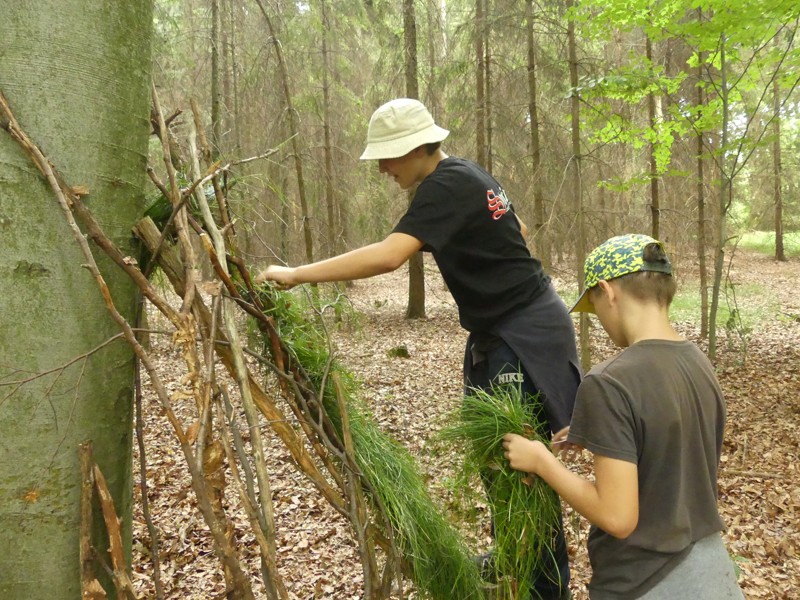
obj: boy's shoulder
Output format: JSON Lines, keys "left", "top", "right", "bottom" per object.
{"left": 587, "top": 339, "right": 702, "bottom": 379}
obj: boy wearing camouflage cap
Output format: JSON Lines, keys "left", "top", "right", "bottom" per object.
{"left": 503, "top": 234, "right": 744, "bottom": 599}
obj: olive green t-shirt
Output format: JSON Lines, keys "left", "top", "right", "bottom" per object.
{"left": 568, "top": 339, "right": 727, "bottom": 598}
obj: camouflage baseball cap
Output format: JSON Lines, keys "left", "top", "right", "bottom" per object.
{"left": 570, "top": 233, "right": 672, "bottom": 313}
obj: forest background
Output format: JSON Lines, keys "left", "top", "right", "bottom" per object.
{"left": 152, "top": 0, "right": 800, "bottom": 360}
{"left": 1, "top": 0, "right": 799, "bottom": 598}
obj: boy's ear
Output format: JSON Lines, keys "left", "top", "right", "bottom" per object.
{"left": 596, "top": 280, "right": 615, "bottom": 305}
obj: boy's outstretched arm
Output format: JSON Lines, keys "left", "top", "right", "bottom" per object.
{"left": 255, "top": 232, "right": 423, "bottom": 288}
{"left": 502, "top": 434, "right": 639, "bottom": 539}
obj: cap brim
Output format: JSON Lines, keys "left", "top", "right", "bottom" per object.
{"left": 359, "top": 126, "right": 449, "bottom": 160}
{"left": 569, "top": 289, "right": 594, "bottom": 314}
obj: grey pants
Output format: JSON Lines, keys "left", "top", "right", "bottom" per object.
{"left": 635, "top": 533, "right": 744, "bottom": 600}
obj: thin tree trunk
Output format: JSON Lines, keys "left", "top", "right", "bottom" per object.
{"left": 646, "top": 34, "right": 660, "bottom": 239}
{"left": 210, "top": 0, "right": 222, "bottom": 155}
{"left": 709, "top": 35, "right": 729, "bottom": 360}
{"left": 228, "top": 0, "right": 242, "bottom": 156}
{"left": 475, "top": 0, "right": 486, "bottom": 167}
{"left": 566, "top": 0, "right": 590, "bottom": 369}
{"left": 696, "top": 107, "right": 709, "bottom": 338}
{"left": 404, "top": 0, "right": 426, "bottom": 319}
{"left": 526, "top": 0, "right": 550, "bottom": 269}
{"left": 773, "top": 75, "right": 785, "bottom": 262}
{"left": 696, "top": 31, "right": 709, "bottom": 338}
{"left": 320, "top": 0, "right": 338, "bottom": 258}
{"left": 484, "top": 0, "right": 493, "bottom": 174}
{"left": 254, "top": 0, "right": 315, "bottom": 265}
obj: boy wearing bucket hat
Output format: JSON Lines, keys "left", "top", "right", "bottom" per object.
{"left": 257, "top": 98, "right": 580, "bottom": 598}
{"left": 503, "top": 234, "right": 744, "bottom": 599}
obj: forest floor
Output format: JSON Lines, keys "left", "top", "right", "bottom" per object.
{"left": 132, "top": 249, "right": 800, "bottom": 600}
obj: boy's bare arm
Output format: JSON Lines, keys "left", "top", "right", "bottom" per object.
{"left": 503, "top": 434, "right": 639, "bottom": 539}
{"left": 255, "top": 232, "right": 423, "bottom": 288}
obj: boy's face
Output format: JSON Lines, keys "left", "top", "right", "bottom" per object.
{"left": 377, "top": 147, "right": 426, "bottom": 190}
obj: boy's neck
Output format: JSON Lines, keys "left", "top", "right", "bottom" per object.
{"left": 619, "top": 303, "right": 682, "bottom": 347}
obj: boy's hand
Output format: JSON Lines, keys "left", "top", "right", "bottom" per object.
{"left": 502, "top": 433, "right": 549, "bottom": 476}
{"left": 255, "top": 265, "right": 298, "bottom": 289}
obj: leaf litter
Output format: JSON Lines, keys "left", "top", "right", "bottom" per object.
{"left": 133, "top": 251, "right": 799, "bottom": 599}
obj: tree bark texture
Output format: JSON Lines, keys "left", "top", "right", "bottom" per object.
{"left": 0, "top": 2, "right": 152, "bottom": 598}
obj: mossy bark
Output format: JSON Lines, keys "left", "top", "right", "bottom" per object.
{"left": 0, "top": 2, "right": 153, "bottom": 597}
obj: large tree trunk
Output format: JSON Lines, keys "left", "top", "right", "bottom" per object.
{"left": 0, "top": 2, "right": 152, "bottom": 598}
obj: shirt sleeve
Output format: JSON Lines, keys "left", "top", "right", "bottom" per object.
{"left": 567, "top": 373, "right": 639, "bottom": 464}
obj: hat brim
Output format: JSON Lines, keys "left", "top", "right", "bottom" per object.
{"left": 570, "top": 289, "right": 595, "bottom": 314}
{"left": 359, "top": 125, "right": 449, "bottom": 160}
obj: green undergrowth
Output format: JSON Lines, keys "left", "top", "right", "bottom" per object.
{"left": 738, "top": 230, "right": 800, "bottom": 256}
{"left": 669, "top": 280, "right": 779, "bottom": 330}
{"left": 252, "top": 287, "right": 484, "bottom": 599}
{"left": 441, "top": 386, "right": 563, "bottom": 600}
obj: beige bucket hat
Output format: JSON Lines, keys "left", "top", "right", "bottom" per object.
{"left": 360, "top": 98, "right": 449, "bottom": 160}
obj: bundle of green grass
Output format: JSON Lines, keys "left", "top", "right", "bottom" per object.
{"left": 442, "top": 386, "right": 563, "bottom": 599}
{"left": 253, "top": 289, "right": 484, "bottom": 599}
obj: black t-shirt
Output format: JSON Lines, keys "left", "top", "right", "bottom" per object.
{"left": 393, "top": 157, "right": 549, "bottom": 332}
{"left": 568, "top": 340, "right": 727, "bottom": 598}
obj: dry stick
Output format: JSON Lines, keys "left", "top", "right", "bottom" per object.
{"left": 197, "top": 234, "right": 347, "bottom": 494}
{"left": 14, "top": 80, "right": 389, "bottom": 597}
{"left": 187, "top": 115, "right": 287, "bottom": 600}
{"left": 190, "top": 97, "right": 233, "bottom": 234}
{"left": 218, "top": 386, "right": 274, "bottom": 590}
{"left": 725, "top": 469, "right": 783, "bottom": 479}
{"left": 0, "top": 91, "right": 256, "bottom": 600}
{"left": 133, "top": 346, "right": 165, "bottom": 600}
{"left": 245, "top": 343, "right": 401, "bottom": 595}
{"left": 133, "top": 297, "right": 165, "bottom": 600}
{"left": 194, "top": 297, "right": 239, "bottom": 600}
{"left": 133, "top": 217, "right": 348, "bottom": 517}
{"left": 153, "top": 91, "right": 255, "bottom": 600}
{"left": 0, "top": 333, "right": 124, "bottom": 406}
{"left": 205, "top": 240, "right": 344, "bottom": 490}
{"left": 215, "top": 389, "right": 287, "bottom": 592}
{"left": 143, "top": 210, "right": 398, "bottom": 589}
{"left": 79, "top": 442, "right": 108, "bottom": 600}
{"left": 220, "top": 386, "right": 261, "bottom": 513}
{"left": 151, "top": 82, "right": 199, "bottom": 317}
{"left": 142, "top": 167, "right": 193, "bottom": 279}
{"left": 92, "top": 463, "right": 141, "bottom": 600}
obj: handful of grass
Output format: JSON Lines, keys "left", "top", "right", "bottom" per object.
{"left": 442, "top": 385, "right": 562, "bottom": 599}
